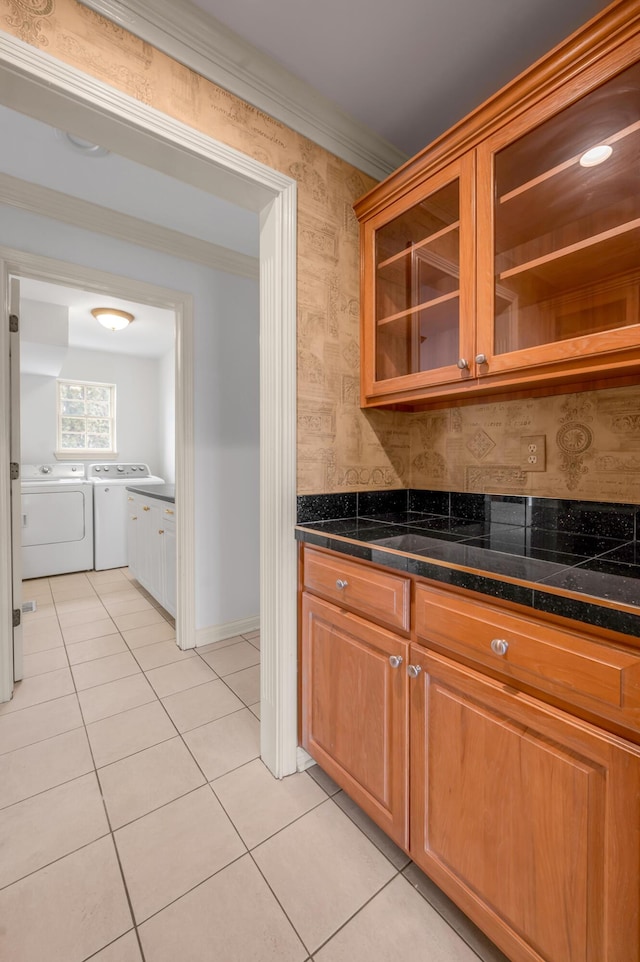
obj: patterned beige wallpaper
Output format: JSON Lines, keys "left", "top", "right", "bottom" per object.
{"left": 409, "top": 385, "right": 640, "bottom": 504}
{"left": 0, "top": 0, "right": 406, "bottom": 494}
{"left": 3, "top": 1, "right": 640, "bottom": 504}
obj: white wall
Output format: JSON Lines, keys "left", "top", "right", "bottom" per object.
{"left": 157, "top": 347, "right": 175, "bottom": 483}
{"left": 2, "top": 204, "right": 260, "bottom": 632}
{"left": 21, "top": 345, "right": 163, "bottom": 471}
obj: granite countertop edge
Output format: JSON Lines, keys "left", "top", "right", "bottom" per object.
{"left": 125, "top": 483, "right": 176, "bottom": 504}
{"left": 295, "top": 522, "right": 640, "bottom": 642}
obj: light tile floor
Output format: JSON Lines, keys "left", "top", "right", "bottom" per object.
{"left": 0, "top": 568, "right": 509, "bottom": 962}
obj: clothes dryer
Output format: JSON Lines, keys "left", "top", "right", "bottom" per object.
{"left": 21, "top": 463, "right": 93, "bottom": 579}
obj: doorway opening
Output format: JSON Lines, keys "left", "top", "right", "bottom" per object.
{"left": 4, "top": 249, "right": 190, "bottom": 655}
{"left": 18, "top": 270, "right": 178, "bottom": 625}
{"left": 0, "top": 32, "right": 298, "bottom": 777}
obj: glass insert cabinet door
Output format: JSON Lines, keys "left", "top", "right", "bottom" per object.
{"left": 361, "top": 155, "right": 475, "bottom": 400}
{"left": 476, "top": 52, "right": 640, "bottom": 375}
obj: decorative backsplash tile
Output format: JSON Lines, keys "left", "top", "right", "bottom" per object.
{"left": 409, "top": 385, "right": 640, "bottom": 505}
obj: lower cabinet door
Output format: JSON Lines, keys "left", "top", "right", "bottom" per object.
{"left": 301, "top": 592, "right": 409, "bottom": 848}
{"left": 408, "top": 646, "right": 640, "bottom": 962}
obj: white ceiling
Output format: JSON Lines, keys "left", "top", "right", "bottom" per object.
{"left": 20, "top": 278, "right": 175, "bottom": 359}
{"left": 0, "top": 104, "right": 259, "bottom": 258}
{"left": 188, "top": 0, "right": 611, "bottom": 157}
{"left": 0, "top": 101, "right": 259, "bottom": 360}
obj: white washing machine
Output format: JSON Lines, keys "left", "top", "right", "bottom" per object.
{"left": 21, "top": 463, "right": 94, "bottom": 579}
{"left": 89, "top": 463, "right": 165, "bottom": 570}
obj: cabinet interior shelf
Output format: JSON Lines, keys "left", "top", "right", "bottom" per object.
{"left": 499, "top": 119, "right": 640, "bottom": 205}
{"left": 377, "top": 221, "right": 460, "bottom": 270}
{"left": 498, "top": 217, "right": 640, "bottom": 282}
{"left": 377, "top": 289, "right": 459, "bottom": 327}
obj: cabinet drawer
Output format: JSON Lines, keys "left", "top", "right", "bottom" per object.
{"left": 303, "top": 547, "right": 410, "bottom": 632}
{"left": 415, "top": 585, "right": 640, "bottom": 710}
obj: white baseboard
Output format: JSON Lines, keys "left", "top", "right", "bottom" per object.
{"left": 296, "top": 747, "right": 316, "bottom": 772}
{"left": 195, "top": 615, "right": 260, "bottom": 647}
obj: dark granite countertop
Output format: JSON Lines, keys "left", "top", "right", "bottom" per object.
{"left": 125, "top": 483, "right": 175, "bottom": 504}
{"left": 296, "top": 490, "right": 640, "bottom": 641}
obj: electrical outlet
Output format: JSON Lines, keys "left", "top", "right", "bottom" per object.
{"left": 520, "top": 435, "right": 546, "bottom": 471}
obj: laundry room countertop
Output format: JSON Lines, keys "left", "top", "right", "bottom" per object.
{"left": 125, "top": 484, "right": 175, "bottom": 504}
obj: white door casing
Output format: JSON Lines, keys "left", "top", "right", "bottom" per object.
{"left": 0, "top": 262, "right": 13, "bottom": 702}
{"left": 0, "top": 33, "right": 298, "bottom": 777}
{"left": 9, "top": 275, "right": 22, "bottom": 682}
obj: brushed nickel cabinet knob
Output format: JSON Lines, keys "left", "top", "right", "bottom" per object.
{"left": 389, "top": 655, "right": 403, "bottom": 669}
{"left": 407, "top": 664, "right": 422, "bottom": 678}
{"left": 490, "top": 638, "right": 509, "bottom": 656}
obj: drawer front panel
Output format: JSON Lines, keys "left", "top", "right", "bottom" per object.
{"left": 303, "top": 547, "right": 410, "bottom": 631}
{"left": 415, "top": 585, "right": 640, "bottom": 709}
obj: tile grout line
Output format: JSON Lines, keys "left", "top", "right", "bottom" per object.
{"left": 21, "top": 577, "right": 409, "bottom": 958}
{"left": 58, "top": 581, "right": 150, "bottom": 962}
{"left": 306, "top": 868, "right": 403, "bottom": 958}
{"left": 19, "top": 576, "right": 496, "bottom": 959}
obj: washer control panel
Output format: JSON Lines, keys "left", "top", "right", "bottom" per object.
{"left": 88, "top": 463, "right": 151, "bottom": 479}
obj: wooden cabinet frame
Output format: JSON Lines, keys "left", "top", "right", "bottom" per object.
{"left": 356, "top": 1, "right": 640, "bottom": 409}
{"left": 360, "top": 154, "right": 476, "bottom": 404}
{"left": 476, "top": 32, "right": 640, "bottom": 384}
{"left": 409, "top": 647, "right": 640, "bottom": 962}
{"left": 299, "top": 543, "right": 640, "bottom": 962}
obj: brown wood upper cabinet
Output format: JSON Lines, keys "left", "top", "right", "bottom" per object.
{"left": 355, "top": 4, "right": 640, "bottom": 407}
{"left": 360, "top": 154, "right": 476, "bottom": 402}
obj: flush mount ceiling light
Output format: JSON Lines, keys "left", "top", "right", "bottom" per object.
{"left": 91, "top": 308, "right": 134, "bottom": 331}
{"left": 579, "top": 144, "right": 613, "bottom": 167}
{"left": 55, "top": 129, "right": 110, "bottom": 157}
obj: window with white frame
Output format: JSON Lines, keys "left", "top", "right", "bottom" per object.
{"left": 56, "top": 379, "right": 116, "bottom": 456}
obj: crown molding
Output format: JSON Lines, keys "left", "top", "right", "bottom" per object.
{"left": 76, "top": 0, "right": 406, "bottom": 181}
{"left": 0, "top": 172, "right": 259, "bottom": 279}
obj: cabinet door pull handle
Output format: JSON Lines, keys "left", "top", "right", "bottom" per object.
{"left": 158, "top": 529, "right": 164, "bottom": 535}
{"left": 165, "top": 508, "right": 174, "bottom": 515}
{"left": 389, "top": 655, "right": 403, "bottom": 668}
{"left": 456, "top": 358, "right": 469, "bottom": 370}
{"left": 143, "top": 506, "right": 150, "bottom": 512}
{"left": 127, "top": 496, "right": 134, "bottom": 502}
{"left": 407, "top": 664, "right": 422, "bottom": 678}
{"left": 131, "top": 516, "right": 137, "bottom": 521}
{"left": 336, "top": 579, "right": 348, "bottom": 589}
{"left": 475, "top": 353, "right": 487, "bottom": 365}
{"left": 490, "top": 638, "right": 509, "bottom": 656}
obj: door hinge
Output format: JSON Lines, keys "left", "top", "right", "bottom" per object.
{"left": 9, "top": 314, "right": 18, "bottom": 333}
{"left": 10, "top": 462, "right": 19, "bottom": 481}
{"left": 13, "top": 608, "right": 21, "bottom": 628}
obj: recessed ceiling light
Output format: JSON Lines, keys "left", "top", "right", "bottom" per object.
{"left": 55, "top": 129, "right": 110, "bottom": 157}
{"left": 91, "top": 308, "right": 134, "bottom": 331}
{"left": 579, "top": 144, "right": 613, "bottom": 167}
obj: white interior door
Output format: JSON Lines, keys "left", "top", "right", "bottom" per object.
{"left": 9, "top": 276, "right": 23, "bottom": 682}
